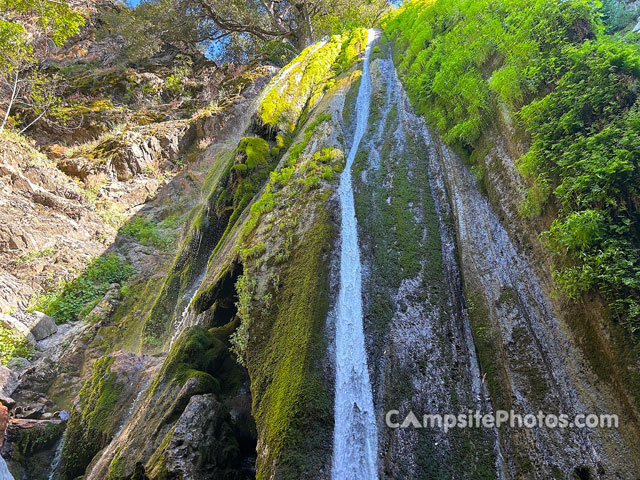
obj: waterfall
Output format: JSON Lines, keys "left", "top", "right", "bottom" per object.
{"left": 169, "top": 265, "right": 208, "bottom": 348}
{"left": 332, "top": 28, "right": 379, "bottom": 480}
{"left": 0, "top": 456, "right": 14, "bottom": 480}
{"left": 47, "top": 437, "right": 64, "bottom": 480}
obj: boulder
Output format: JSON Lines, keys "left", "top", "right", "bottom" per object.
{"left": 0, "top": 367, "right": 17, "bottom": 399}
{"left": 1, "top": 418, "right": 65, "bottom": 461}
{"left": 19, "top": 312, "right": 57, "bottom": 341}
{"left": 0, "top": 312, "right": 57, "bottom": 344}
{"left": 0, "top": 314, "right": 35, "bottom": 345}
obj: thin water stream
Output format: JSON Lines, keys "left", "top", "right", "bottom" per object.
{"left": 331, "top": 28, "right": 379, "bottom": 480}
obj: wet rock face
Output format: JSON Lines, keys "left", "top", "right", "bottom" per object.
{"left": 351, "top": 42, "right": 498, "bottom": 478}
{"left": 422, "top": 69, "right": 640, "bottom": 480}
{"left": 1, "top": 418, "right": 66, "bottom": 480}
{"left": 164, "top": 394, "right": 242, "bottom": 479}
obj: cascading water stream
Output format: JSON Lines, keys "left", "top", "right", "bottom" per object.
{"left": 332, "top": 28, "right": 378, "bottom": 480}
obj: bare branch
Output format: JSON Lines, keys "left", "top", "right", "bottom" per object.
{"left": 0, "top": 71, "right": 20, "bottom": 134}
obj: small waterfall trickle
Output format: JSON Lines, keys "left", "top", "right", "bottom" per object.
{"left": 332, "top": 28, "right": 379, "bottom": 480}
{"left": 169, "top": 265, "right": 208, "bottom": 348}
{"left": 47, "top": 437, "right": 64, "bottom": 480}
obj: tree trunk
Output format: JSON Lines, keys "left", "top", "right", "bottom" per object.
{"left": 293, "top": 2, "right": 314, "bottom": 49}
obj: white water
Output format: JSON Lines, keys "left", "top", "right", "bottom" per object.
{"left": 332, "top": 29, "right": 379, "bottom": 480}
{"left": 169, "top": 265, "right": 208, "bottom": 348}
{"left": 47, "top": 438, "right": 64, "bottom": 480}
{"left": 0, "top": 456, "right": 14, "bottom": 480}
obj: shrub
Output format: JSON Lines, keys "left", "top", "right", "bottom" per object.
{"left": 0, "top": 325, "right": 33, "bottom": 365}
{"left": 121, "top": 215, "right": 176, "bottom": 250}
{"left": 33, "top": 253, "right": 135, "bottom": 324}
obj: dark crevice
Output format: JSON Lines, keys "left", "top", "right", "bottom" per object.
{"left": 573, "top": 465, "right": 594, "bottom": 480}
{"left": 192, "top": 261, "right": 243, "bottom": 316}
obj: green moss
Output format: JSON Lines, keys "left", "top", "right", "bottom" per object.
{"left": 238, "top": 136, "right": 270, "bottom": 169}
{"left": 259, "top": 29, "right": 367, "bottom": 133}
{"left": 342, "top": 74, "right": 361, "bottom": 129}
{"left": 239, "top": 115, "right": 332, "bottom": 245}
{"left": 59, "top": 356, "right": 122, "bottom": 479}
{"left": 466, "top": 291, "right": 507, "bottom": 413}
{"left": 248, "top": 209, "right": 335, "bottom": 479}
{"left": 13, "top": 422, "right": 65, "bottom": 459}
{"left": 151, "top": 325, "right": 241, "bottom": 395}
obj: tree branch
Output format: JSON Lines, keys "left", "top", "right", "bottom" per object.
{"left": 0, "top": 71, "right": 20, "bottom": 134}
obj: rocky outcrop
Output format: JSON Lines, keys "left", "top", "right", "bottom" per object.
{"left": 56, "top": 121, "right": 195, "bottom": 182}
{"left": 1, "top": 418, "right": 66, "bottom": 479}
{"left": 0, "top": 313, "right": 56, "bottom": 344}
{"left": 0, "top": 135, "right": 114, "bottom": 312}
{"left": 163, "top": 394, "right": 246, "bottom": 479}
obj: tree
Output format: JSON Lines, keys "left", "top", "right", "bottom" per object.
{"left": 195, "top": 0, "right": 391, "bottom": 50}
{"left": 99, "top": 0, "right": 219, "bottom": 63}
{"left": 102, "top": 0, "right": 392, "bottom": 66}
{"left": 0, "top": 0, "right": 84, "bottom": 133}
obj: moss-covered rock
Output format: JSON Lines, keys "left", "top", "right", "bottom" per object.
{"left": 59, "top": 356, "right": 122, "bottom": 479}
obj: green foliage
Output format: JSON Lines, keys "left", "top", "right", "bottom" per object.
{"left": 385, "top": 0, "right": 601, "bottom": 146}
{"left": 16, "top": 247, "right": 55, "bottom": 264}
{"left": 0, "top": 0, "right": 84, "bottom": 74}
{"left": 313, "top": 0, "right": 390, "bottom": 37}
{"left": 0, "top": 324, "right": 33, "bottom": 365}
{"left": 229, "top": 274, "right": 255, "bottom": 365}
{"left": 0, "top": 0, "right": 84, "bottom": 133}
{"left": 33, "top": 253, "right": 135, "bottom": 324}
{"left": 519, "top": 39, "right": 640, "bottom": 327}
{"left": 386, "top": 0, "right": 640, "bottom": 328}
{"left": 601, "top": 0, "right": 640, "bottom": 32}
{"left": 121, "top": 215, "right": 177, "bottom": 251}
{"left": 163, "top": 54, "right": 193, "bottom": 98}
{"left": 99, "top": 0, "right": 201, "bottom": 63}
